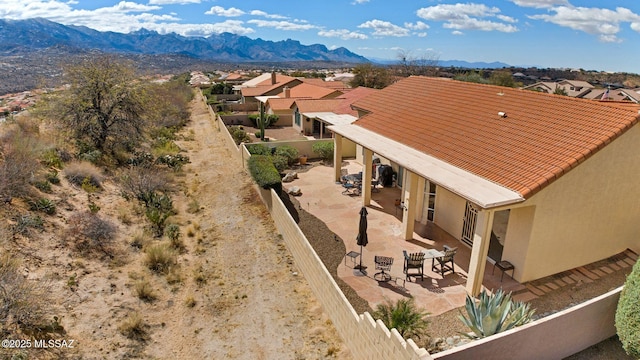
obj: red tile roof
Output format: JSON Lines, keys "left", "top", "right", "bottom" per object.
{"left": 267, "top": 98, "right": 296, "bottom": 111}
{"left": 278, "top": 83, "right": 343, "bottom": 99}
{"left": 334, "top": 87, "right": 379, "bottom": 116}
{"left": 351, "top": 76, "right": 640, "bottom": 198}
{"left": 295, "top": 99, "right": 344, "bottom": 113}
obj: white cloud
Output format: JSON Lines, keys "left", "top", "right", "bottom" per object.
{"left": 250, "top": 10, "right": 287, "bottom": 20}
{"left": 358, "top": 19, "right": 409, "bottom": 37}
{"left": 417, "top": 3, "right": 518, "bottom": 33}
{"left": 352, "top": 0, "right": 370, "bottom": 4}
{"left": 529, "top": 6, "right": 640, "bottom": 42}
{"left": 510, "top": 0, "right": 568, "bottom": 9}
{"left": 405, "top": 21, "right": 430, "bottom": 30}
{"left": 247, "top": 19, "right": 317, "bottom": 31}
{"left": 149, "top": 0, "right": 201, "bottom": 4}
{"left": 452, "top": 30, "right": 464, "bottom": 35}
{"left": 416, "top": 32, "right": 427, "bottom": 37}
{"left": 318, "top": 29, "right": 368, "bottom": 40}
{"left": 205, "top": 6, "right": 245, "bottom": 17}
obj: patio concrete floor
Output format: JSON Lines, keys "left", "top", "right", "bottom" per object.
{"left": 286, "top": 159, "right": 638, "bottom": 316}
{"left": 288, "top": 160, "right": 526, "bottom": 316}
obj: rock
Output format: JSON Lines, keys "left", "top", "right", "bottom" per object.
{"left": 282, "top": 171, "right": 298, "bottom": 183}
{"left": 288, "top": 186, "right": 302, "bottom": 196}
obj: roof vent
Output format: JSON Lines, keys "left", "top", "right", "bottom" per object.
{"left": 498, "top": 111, "right": 507, "bottom": 118}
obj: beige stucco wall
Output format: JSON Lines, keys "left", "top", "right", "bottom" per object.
{"left": 508, "top": 123, "right": 640, "bottom": 282}
{"left": 433, "top": 186, "right": 466, "bottom": 242}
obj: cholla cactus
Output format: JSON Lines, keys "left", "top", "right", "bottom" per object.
{"left": 458, "top": 289, "right": 535, "bottom": 339}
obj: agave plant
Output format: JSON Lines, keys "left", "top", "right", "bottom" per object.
{"left": 372, "top": 298, "right": 430, "bottom": 339}
{"left": 458, "top": 289, "right": 535, "bottom": 339}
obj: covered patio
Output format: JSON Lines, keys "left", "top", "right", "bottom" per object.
{"left": 288, "top": 160, "right": 527, "bottom": 316}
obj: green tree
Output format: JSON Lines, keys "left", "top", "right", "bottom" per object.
{"left": 489, "top": 70, "right": 520, "bottom": 88}
{"left": 40, "top": 56, "right": 148, "bottom": 158}
{"left": 553, "top": 86, "right": 568, "bottom": 96}
{"left": 372, "top": 298, "right": 430, "bottom": 339}
{"left": 350, "top": 63, "right": 392, "bottom": 89}
{"left": 616, "top": 260, "right": 640, "bottom": 357}
{"left": 454, "top": 71, "right": 488, "bottom": 84}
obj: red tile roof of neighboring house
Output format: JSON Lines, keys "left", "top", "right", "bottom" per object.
{"left": 334, "top": 87, "right": 379, "bottom": 116}
{"left": 295, "top": 99, "right": 344, "bottom": 113}
{"left": 351, "top": 76, "right": 640, "bottom": 198}
{"left": 267, "top": 98, "right": 296, "bottom": 111}
{"left": 278, "top": 83, "right": 343, "bottom": 99}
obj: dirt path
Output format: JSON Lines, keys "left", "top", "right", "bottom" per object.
{"left": 140, "top": 96, "right": 349, "bottom": 359}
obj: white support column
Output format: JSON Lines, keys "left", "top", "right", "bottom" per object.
{"left": 401, "top": 170, "right": 419, "bottom": 240}
{"left": 333, "top": 134, "right": 344, "bottom": 182}
{"left": 362, "top": 148, "right": 373, "bottom": 206}
{"left": 466, "top": 209, "right": 495, "bottom": 296}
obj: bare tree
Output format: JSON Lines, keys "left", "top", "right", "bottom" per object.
{"left": 393, "top": 50, "right": 440, "bottom": 77}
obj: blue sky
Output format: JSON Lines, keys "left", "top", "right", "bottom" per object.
{"left": 1, "top": 1, "right": 640, "bottom": 73}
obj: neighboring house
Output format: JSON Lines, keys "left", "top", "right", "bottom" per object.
{"left": 292, "top": 87, "right": 379, "bottom": 137}
{"left": 582, "top": 88, "right": 640, "bottom": 103}
{"left": 239, "top": 73, "right": 302, "bottom": 103}
{"left": 329, "top": 76, "right": 640, "bottom": 296}
{"left": 523, "top": 79, "right": 594, "bottom": 97}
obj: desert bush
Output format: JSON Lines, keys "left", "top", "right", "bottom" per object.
{"left": 0, "top": 128, "right": 41, "bottom": 198}
{"left": 12, "top": 214, "right": 44, "bottom": 236}
{"left": 372, "top": 298, "right": 430, "bottom": 340}
{"left": 247, "top": 155, "right": 282, "bottom": 193}
{"left": 228, "top": 126, "right": 250, "bottom": 145}
{"left": 0, "top": 254, "right": 49, "bottom": 330}
{"left": 33, "top": 180, "right": 52, "bottom": 193}
{"left": 45, "top": 170, "right": 60, "bottom": 184}
{"left": 165, "top": 224, "right": 184, "bottom": 251}
{"left": 274, "top": 145, "right": 299, "bottom": 166}
{"left": 120, "top": 167, "right": 172, "bottom": 204}
{"left": 271, "top": 155, "right": 289, "bottom": 173}
{"left": 616, "top": 259, "right": 640, "bottom": 357}
{"left": 66, "top": 211, "right": 117, "bottom": 256}
{"left": 312, "top": 141, "right": 334, "bottom": 163}
{"left": 144, "top": 193, "right": 175, "bottom": 237}
{"left": 246, "top": 144, "right": 272, "bottom": 156}
{"left": 134, "top": 279, "right": 157, "bottom": 302}
{"left": 156, "top": 153, "right": 190, "bottom": 171}
{"left": 64, "top": 161, "right": 104, "bottom": 188}
{"left": 28, "top": 198, "right": 56, "bottom": 215}
{"left": 459, "top": 289, "right": 534, "bottom": 339}
{"left": 118, "top": 312, "right": 148, "bottom": 341}
{"left": 40, "top": 148, "right": 64, "bottom": 168}
{"left": 144, "top": 243, "right": 177, "bottom": 274}
{"left": 127, "top": 151, "right": 155, "bottom": 168}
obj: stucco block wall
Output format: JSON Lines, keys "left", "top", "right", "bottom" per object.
{"left": 500, "top": 206, "right": 535, "bottom": 281}
{"left": 515, "top": 124, "right": 640, "bottom": 281}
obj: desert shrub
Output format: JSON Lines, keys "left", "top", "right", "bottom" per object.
{"left": 0, "top": 128, "right": 41, "bottom": 198}
{"left": 12, "top": 214, "right": 44, "bottom": 236}
{"left": 372, "top": 298, "right": 430, "bottom": 340}
{"left": 246, "top": 144, "right": 272, "bottom": 156}
{"left": 28, "top": 198, "right": 56, "bottom": 215}
{"left": 248, "top": 114, "right": 260, "bottom": 127}
{"left": 33, "top": 180, "right": 52, "bottom": 193}
{"left": 228, "top": 126, "right": 250, "bottom": 145}
{"left": 151, "top": 137, "right": 181, "bottom": 157}
{"left": 134, "top": 279, "right": 157, "bottom": 302}
{"left": 254, "top": 130, "right": 262, "bottom": 138}
{"left": 144, "top": 193, "right": 175, "bottom": 237}
{"left": 78, "top": 149, "right": 103, "bottom": 164}
{"left": 66, "top": 211, "right": 117, "bottom": 256}
{"left": 312, "top": 141, "right": 334, "bottom": 163}
{"left": 40, "top": 148, "right": 64, "bottom": 168}
{"left": 271, "top": 155, "right": 288, "bottom": 173}
{"left": 45, "top": 170, "right": 60, "bottom": 184}
{"left": 64, "top": 161, "right": 104, "bottom": 188}
{"left": 127, "top": 151, "right": 155, "bottom": 168}
{"left": 144, "top": 243, "right": 177, "bottom": 274}
{"left": 275, "top": 145, "right": 299, "bottom": 166}
{"left": 247, "top": 155, "right": 282, "bottom": 193}
{"left": 459, "top": 289, "right": 534, "bottom": 339}
{"left": 616, "top": 260, "right": 640, "bottom": 357}
{"left": 165, "top": 224, "right": 184, "bottom": 251}
{"left": 118, "top": 312, "right": 148, "bottom": 341}
{"left": 120, "top": 167, "right": 172, "bottom": 206}
{"left": 0, "top": 254, "right": 49, "bottom": 330}
{"left": 156, "top": 153, "right": 190, "bottom": 171}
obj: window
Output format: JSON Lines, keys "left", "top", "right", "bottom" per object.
{"left": 294, "top": 109, "right": 301, "bottom": 126}
{"left": 422, "top": 181, "right": 436, "bottom": 222}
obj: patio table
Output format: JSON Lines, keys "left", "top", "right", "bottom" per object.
{"left": 422, "top": 249, "right": 445, "bottom": 259}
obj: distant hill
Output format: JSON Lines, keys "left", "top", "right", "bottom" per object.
{"left": 0, "top": 18, "right": 369, "bottom": 63}
{"left": 371, "top": 57, "right": 511, "bottom": 69}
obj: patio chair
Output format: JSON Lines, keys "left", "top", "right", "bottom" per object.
{"left": 403, "top": 250, "right": 426, "bottom": 281}
{"left": 431, "top": 245, "right": 457, "bottom": 276}
{"left": 374, "top": 255, "right": 394, "bottom": 282}
{"left": 341, "top": 180, "right": 361, "bottom": 196}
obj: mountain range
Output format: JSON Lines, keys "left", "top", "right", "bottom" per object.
{"left": 0, "top": 18, "right": 369, "bottom": 63}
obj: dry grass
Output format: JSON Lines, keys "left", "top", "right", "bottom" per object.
{"left": 144, "top": 243, "right": 177, "bottom": 274}
{"left": 118, "top": 312, "right": 148, "bottom": 341}
{"left": 133, "top": 279, "right": 157, "bottom": 302}
{"left": 63, "top": 161, "right": 104, "bottom": 187}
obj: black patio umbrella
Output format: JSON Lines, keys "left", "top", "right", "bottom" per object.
{"left": 355, "top": 206, "right": 368, "bottom": 270}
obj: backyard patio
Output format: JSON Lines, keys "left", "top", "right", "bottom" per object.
{"left": 288, "top": 159, "right": 528, "bottom": 316}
